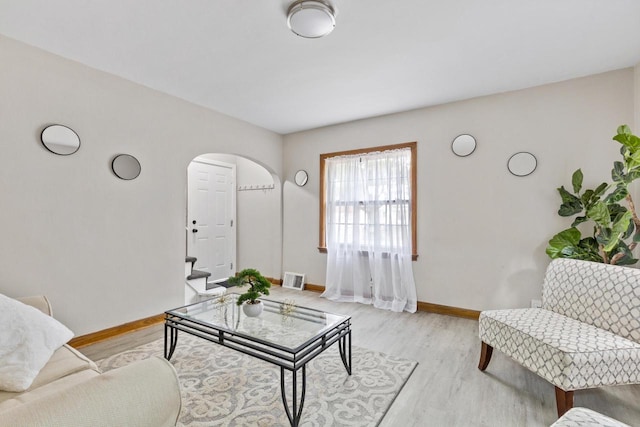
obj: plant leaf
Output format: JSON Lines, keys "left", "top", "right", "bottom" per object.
{"left": 594, "top": 182, "right": 608, "bottom": 196}
{"left": 608, "top": 240, "right": 638, "bottom": 266}
{"left": 581, "top": 183, "right": 608, "bottom": 210}
{"left": 576, "top": 241, "right": 605, "bottom": 262}
{"left": 612, "top": 161, "right": 625, "bottom": 183}
{"left": 587, "top": 201, "right": 610, "bottom": 227}
{"left": 571, "top": 216, "right": 588, "bottom": 227}
{"left": 627, "top": 168, "right": 640, "bottom": 183}
{"left": 611, "top": 210, "right": 632, "bottom": 238}
{"left": 555, "top": 236, "right": 604, "bottom": 263}
{"left": 599, "top": 211, "right": 633, "bottom": 252}
{"left": 557, "top": 186, "right": 583, "bottom": 216}
{"left": 623, "top": 219, "right": 635, "bottom": 239}
{"left": 617, "top": 124, "right": 632, "bottom": 135}
{"left": 546, "top": 228, "right": 581, "bottom": 259}
{"left": 571, "top": 169, "right": 583, "bottom": 194}
{"left": 607, "top": 204, "right": 627, "bottom": 219}
{"left": 613, "top": 127, "right": 640, "bottom": 152}
{"left": 626, "top": 149, "right": 640, "bottom": 171}
{"left": 596, "top": 227, "right": 613, "bottom": 250}
{"left": 604, "top": 185, "right": 628, "bottom": 203}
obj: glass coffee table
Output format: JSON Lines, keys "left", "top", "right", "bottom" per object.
{"left": 164, "top": 294, "right": 352, "bottom": 427}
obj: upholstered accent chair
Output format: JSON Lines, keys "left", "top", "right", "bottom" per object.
{"left": 477, "top": 258, "right": 640, "bottom": 417}
{"left": 551, "top": 407, "right": 631, "bottom": 427}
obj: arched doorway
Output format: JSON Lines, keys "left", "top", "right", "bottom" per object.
{"left": 184, "top": 153, "right": 282, "bottom": 304}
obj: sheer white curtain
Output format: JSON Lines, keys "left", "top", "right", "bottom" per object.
{"left": 322, "top": 148, "right": 417, "bottom": 313}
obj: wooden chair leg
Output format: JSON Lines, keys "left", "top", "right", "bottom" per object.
{"left": 555, "top": 387, "right": 574, "bottom": 417}
{"left": 478, "top": 341, "right": 493, "bottom": 371}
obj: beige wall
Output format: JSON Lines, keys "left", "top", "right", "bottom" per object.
{"left": 283, "top": 68, "right": 635, "bottom": 311}
{"left": 635, "top": 63, "right": 640, "bottom": 131}
{"left": 1, "top": 33, "right": 636, "bottom": 335}
{"left": 0, "top": 36, "right": 283, "bottom": 335}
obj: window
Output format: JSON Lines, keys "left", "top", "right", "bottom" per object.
{"left": 319, "top": 142, "right": 417, "bottom": 260}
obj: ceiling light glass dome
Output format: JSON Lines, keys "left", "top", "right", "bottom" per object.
{"left": 287, "top": 1, "right": 336, "bottom": 38}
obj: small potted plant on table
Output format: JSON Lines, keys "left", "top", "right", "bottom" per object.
{"left": 228, "top": 268, "right": 271, "bottom": 317}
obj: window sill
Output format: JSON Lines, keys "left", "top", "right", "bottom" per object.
{"left": 317, "top": 247, "right": 418, "bottom": 261}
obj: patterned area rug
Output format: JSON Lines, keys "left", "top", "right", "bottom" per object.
{"left": 97, "top": 334, "right": 417, "bottom": 426}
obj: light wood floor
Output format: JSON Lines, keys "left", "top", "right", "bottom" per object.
{"left": 80, "top": 287, "right": 640, "bottom": 426}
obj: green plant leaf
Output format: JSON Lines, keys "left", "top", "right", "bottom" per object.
{"left": 548, "top": 125, "right": 640, "bottom": 265}
{"left": 612, "top": 161, "right": 625, "bottom": 183}
{"left": 594, "top": 182, "right": 608, "bottom": 196}
{"left": 571, "top": 216, "right": 588, "bottom": 227}
{"left": 626, "top": 149, "right": 640, "bottom": 171}
{"left": 616, "top": 256, "right": 638, "bottom": 266}
{"left": 620, "top": 145, "right": 628, "bottom": 156}
{"left": 580, "top": 189, "right": 594, "bottom": 206}
{"left": 607, "top": 240, "right": 638, "bottom": 266}
{"left": 604, "top": 185, "right": 628, "bottom": 203}
{"left": 228, "top": 268, "right": 271, "bottom": 305}
{"left": 587, "top": 201, "right": 610, "bottom": 227}
{"left": 611, "top": 210, "right": 632, "bottom": 238}
{"left": 557, "top": 186, "right": 583, "bottom": 216}
{"left": 581, "top": 183, "right": 608, "bottom": 210}
{"left": 596, "top": 227, "right": 612, "bottom": 246}
{"left": 546, "top": 228, "right": 581, "bottom": 259}
{"left": 607, "top": 204, "right": 628, "bottom": 219}
{"left": 626, "top": 168, "right": 640, "bottom": 183}
{"left": 623, "top": 219, "right": 635, "bottom": 239}
{"left": 613, "top": 127, "right": 640, "bottom": 152}
{"left": 578, "top": 237, "right": 600, "bottom": 254}
{"left": 617, "top": 124, "right": 632, "bottom": 135}
{"left": 598, "top": 211, "right": 632, "bottom": 252}
{"left": 613, "top": 129, "right": 640, "bottom": 153}
{"left": 555, "top": 237, "right": 604, "bottom": 263}
{"left": 571, "top": 169, "right": 583, "bottom": 194}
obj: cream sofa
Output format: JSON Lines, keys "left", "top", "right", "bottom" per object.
{"left": 0, "top": 296, "right": 182, "bottom": 427}
{"left": 478, "top": 258, "right": 640, "bottom": 417}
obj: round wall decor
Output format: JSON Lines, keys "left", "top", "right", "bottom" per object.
{"left": 294, "top": 170, "right": 309, "bottom": 186}
{"left": 451, "top": 134, "right": 476, "bottom": 157}
{"left": 41, "top": 124, "right": 80, "bottom": 155}
{"left": 112, "top": 154, "right": 141, "bottom": 180}
{"left": 508, "top": 152, "right": 537, "bottom": 177}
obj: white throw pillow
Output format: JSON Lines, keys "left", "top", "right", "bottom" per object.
{"left": 0, "top": 294, "right": 74, "bottom": 392}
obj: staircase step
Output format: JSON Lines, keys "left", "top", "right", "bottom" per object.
{"left": 187, "top": 269, "right": 211, "bottom": 280}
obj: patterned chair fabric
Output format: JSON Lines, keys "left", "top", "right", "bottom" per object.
{"left": 479, "top": 258, "right": 640, "bottom": 392}
{"left": 551, "top": 407, "right": 631, "bottom": 427}
{"left": 542, "top": 259, "right": 640, "bottom": 343}
{"left": 479, "top": 308, "right": 640, "bottom": 390}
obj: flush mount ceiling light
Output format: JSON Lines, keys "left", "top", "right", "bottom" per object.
{"left": 287, "top": 0, "right": 336, "bottom": 38}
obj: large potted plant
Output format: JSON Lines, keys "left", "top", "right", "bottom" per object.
{"left": 546, "top": 125, "right": 640, "bottom": 265}
{"left": 228, "top": 268, "right": 271, "bottom": 317}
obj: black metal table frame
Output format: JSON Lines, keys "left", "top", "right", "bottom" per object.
{"left": 164, "top": 302, "right": 352, "bottom": 427}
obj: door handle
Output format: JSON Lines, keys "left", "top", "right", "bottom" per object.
{"left": 192, "top": 229, "right": 199, "bottom": 233}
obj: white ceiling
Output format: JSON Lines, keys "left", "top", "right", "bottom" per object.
{"left": 1, "top": 0, "right": 639, "bottom": 134}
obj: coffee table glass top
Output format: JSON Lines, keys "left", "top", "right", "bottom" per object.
{"left": 166, "top": 294, "right": 350, "bottom": 351}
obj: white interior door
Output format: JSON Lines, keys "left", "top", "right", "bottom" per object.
{"left": 187, "top": 159, "right": 236, "bottom": 283}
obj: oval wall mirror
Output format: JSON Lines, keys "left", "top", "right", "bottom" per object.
{"left": 451, "top": 134, "right": 476, "bottom": 157}
{"left": 41, "top": 124, "right": 80, "bottom": 155}
{"left": 294, "top": 170, "right": 308, "bottom": 186}
{"left": 112, "top": 154, "right": 141, "bottom": 180}
{"left": 508, "top": 152, "right": 537, "bottom": 177}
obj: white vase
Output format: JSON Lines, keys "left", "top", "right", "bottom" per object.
{"left": 242, "top": 301, "right": 263, "bottom": 317}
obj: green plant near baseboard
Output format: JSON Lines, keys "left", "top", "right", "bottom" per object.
{"left": 546, "top": 125, "right": 640, "bottom": 265}
{"left": 228, "top": 268, "right": 271, "bottom": 305}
